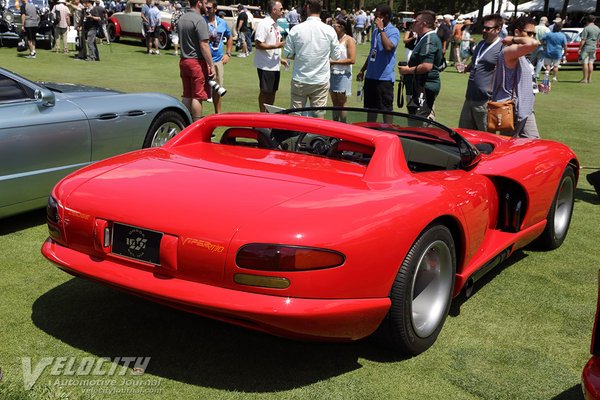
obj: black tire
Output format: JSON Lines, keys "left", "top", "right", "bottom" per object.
{"left": 157, "top": 26, "right": 170, "bottom": 50}
{"left": 378, "top": 224, "right": 456, "bottom": 356}
{"left": 143, "top": 111, "right": 187, "bottom": 148}
{"left": 534, "top": 166, "right": 576, "bottom": 250}
{"left": 107, "top": 22, "right": 118, "bottom": 42}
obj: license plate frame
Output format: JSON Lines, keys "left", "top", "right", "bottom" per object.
{"left": 111, "top": 223, "right": 163, "bottom": 265}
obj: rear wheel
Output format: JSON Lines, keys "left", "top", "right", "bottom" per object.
{"left": 107, "top": 22, "right": 118, "bottom": 42}
{"left": 378, "top": 224, "right": 456, "bottom": 355}
{"left": 535, "top": 166, "right": 576, "bottom": 249}
{"left": 143, "top": 111, "right": 186, "bottom": 148}
{"left": 157, "top": 26, "right": 170, "bottom": 50}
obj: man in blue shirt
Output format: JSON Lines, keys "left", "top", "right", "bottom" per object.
{"left": 541, "top": 23, "right": 567, "bottom": 82}
{"left": 356, "top": 4, "right": 400, "bottom": 119}
{"left": 205, "top": 0, "right": 232, "bottom": 113}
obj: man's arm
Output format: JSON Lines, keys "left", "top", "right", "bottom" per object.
{"left": 501, "top": 35, "right": 539, "bottom": 68}
{"left": 199, "top": 40, "right": 215, "bottom": 77}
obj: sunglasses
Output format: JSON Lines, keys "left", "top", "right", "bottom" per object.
{"left": 524, "top": 30, "right": 535, "bottom": 37}
{"left": 482, "top": 26, "right": 498, "bottom": 31}
{"left": 206, "top": 6, "right": 212, "bottom": 10}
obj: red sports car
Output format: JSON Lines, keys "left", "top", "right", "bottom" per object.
{"left": 583, "top": 271, "right": 600, "bottom": 399}
{"left": 42, "top": 108, "right": 579, "bottom": 355}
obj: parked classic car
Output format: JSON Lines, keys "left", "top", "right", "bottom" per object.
{"left": 108, "top": 0, "right": 172, "bottom": 50}
{"left": 562, "top": 27, "right": 600, "bottom": 65}
{"left": 0, "top": 0, "right": 55, "bottom": 48}
{"left": 42, "top": 108, "right": 578, "bottom": 355}
{"left": 583, "top": 271, "right": 600, "bottom": 400}
{"left": 0, "top": 67, "right": 191, "bottom": 218}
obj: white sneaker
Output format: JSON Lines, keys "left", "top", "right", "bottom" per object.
{"left": 552, "top": 77, "right": 558, "bottom": 82}
{"left": 237, "top": 53, "right": 247, "bottom": 58}
{"left": 155, "top": 50, "right": 160, "bottom": 55}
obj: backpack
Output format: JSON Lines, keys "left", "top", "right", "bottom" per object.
{"left": 54, "top": 8, "right": 61, "bottom": 25}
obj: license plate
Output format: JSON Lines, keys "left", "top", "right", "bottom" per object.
{"left": 111, "top": 223, "right": 162, "bottom": 265}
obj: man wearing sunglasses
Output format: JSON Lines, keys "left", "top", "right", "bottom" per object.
{"left": 490, "top": 15, "right": 540, "bottom": 138}
{"left": 458, "top": 14, "right": 503, "bottom": 131}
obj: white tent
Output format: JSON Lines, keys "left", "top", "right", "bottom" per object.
{"left": 460, "top": 0, "right": 524, "bottom": 20}
{"left": 517, "top": 0, "right": 596, "bottom": 13}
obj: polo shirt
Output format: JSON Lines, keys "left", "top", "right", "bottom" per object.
{"left": 365, "top": 22, "right": 400, "bottom": 82}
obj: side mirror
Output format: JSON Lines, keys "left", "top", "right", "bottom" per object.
{"left": 34, "top": 88, "right": 55, "bottom": 107}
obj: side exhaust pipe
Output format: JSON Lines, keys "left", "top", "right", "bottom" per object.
{"left": 464, "top": 247, "right": 512, "bottom": 298}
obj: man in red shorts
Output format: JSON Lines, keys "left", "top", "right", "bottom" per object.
{"left": 177, "top": 0, "right": 215, "bottom": 121}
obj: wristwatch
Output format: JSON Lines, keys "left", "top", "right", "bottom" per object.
{"left": 226, "top": 52, "right": 232, "bottom": 57}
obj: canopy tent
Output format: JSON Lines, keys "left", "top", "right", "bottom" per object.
{"left": 517, "top": 0, "right": 597, "bottom": 13}
{"left": 460, "top": 0, "right": 524, "bottom": 19}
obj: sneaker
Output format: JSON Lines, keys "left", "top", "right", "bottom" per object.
{"left": 25, "top": 53, "right": 36, "bottom": 59}
{"left": 155, "top": 50, "right": 160, "bottom": 55}
{"left": 552, "top": 77, "right": 558, "bottom": 82}
{"left": 237, "top": 53, "right": 247, "bottom": 58}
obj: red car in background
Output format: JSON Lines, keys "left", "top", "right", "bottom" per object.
{"left": 563, "top": 28, "right": 600, "bottom": 65}
{"left": 108, "top": 0, "right": 173, "bottom": 50}
{"left": 583, "top": 271, "right": 600, "bottom": 399}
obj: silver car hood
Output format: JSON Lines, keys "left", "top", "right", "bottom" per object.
{"left": 37, "top": 82, "right": 122, "bottom": 98}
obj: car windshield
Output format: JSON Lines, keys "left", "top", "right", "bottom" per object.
{"left": 213, "top": 107, "right": 479, "bottom": 171}
{"left": 562, "top": 30, "right": 581, "bottom": 42}
{"left": 276, "top": 107, "right": 460, "bottom": 146}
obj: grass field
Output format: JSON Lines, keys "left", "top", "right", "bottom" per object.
{"left": 1, "top": 39, "right": 600, "bottom": 400}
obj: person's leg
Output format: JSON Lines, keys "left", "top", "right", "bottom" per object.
{"left": 458, "top": 99, "right": 476, "bottom": 129}
{"left": 86, "top": 29, "right": 95, "bottom": 59}
{"left": 190, "top": 98, "right": 203, "bottom": 121}
{"left": 515, "top": 113, "right": 540, "bottom": 139}
{"left": 308, "top": 82, "right": 330, "bottom": 108}
{"left": 290, "top": 80, "right": 306, "bottom": 109}
{"left": 258, "top": 91, "right": 276, "bottom": 112}
{"left": 212, "top": 61, "right": 224, "bottom": 113}
{"left": 246, "top": 30, "right": 252, "bottom": 53}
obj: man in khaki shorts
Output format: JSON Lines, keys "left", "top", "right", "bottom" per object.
{"left": 579, "top": 15, "right": 600, "bottom": 84}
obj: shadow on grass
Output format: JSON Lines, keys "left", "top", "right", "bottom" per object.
{"left": 550, "top": 383, "right": 582, "bottom": 400}
{"left": 0, "top": 209, "right": 46, "bottom": 236}
{"left": 576, "top": 187, "right": 600, "bottom": 205}
{"left": 449, "top": 250, "right": 528, "bottom": 317}
{"left": 32, "top": 278, "right": 408, "bottom": 392}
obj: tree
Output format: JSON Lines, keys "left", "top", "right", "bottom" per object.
{"left": 561, "top": 0, "right": 569, "bottom": 18}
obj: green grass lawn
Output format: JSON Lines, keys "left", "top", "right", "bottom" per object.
{"left": 1, "top": 40, "right": 600, "bottom": 400}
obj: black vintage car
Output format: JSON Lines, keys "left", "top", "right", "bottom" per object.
{"left": 0, "top": 0, "right": 55, "bottom": 48}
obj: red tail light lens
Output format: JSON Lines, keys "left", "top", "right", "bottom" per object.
{"left": 236, "top": 244, "right": 345, "bottom": 271}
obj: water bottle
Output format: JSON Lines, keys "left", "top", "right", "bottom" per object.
{"left": 541, "top": 71, "right": 550, "bottom": 94}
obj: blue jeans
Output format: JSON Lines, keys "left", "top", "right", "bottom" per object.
{"left": 245, "top": 30, "right": 252, "bottom": 53}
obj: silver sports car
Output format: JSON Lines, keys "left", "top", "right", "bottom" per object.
{"left": 0, "top": 67, "right": 191, "bottom": 218}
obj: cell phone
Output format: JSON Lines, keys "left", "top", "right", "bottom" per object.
{"left": 398, "top": 61, "right": 407, "bottom": 66}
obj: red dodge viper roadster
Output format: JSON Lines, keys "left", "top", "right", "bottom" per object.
{"left": 42, "top": 108, "right": 579, "bottom": 355}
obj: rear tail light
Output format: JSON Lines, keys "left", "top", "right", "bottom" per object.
{"left": 592, "top": 271, "right": 600, "bottom": 355}
{"left": 46, "top": 196, "right": 64, "bottom": 242}
{"left": 236, "top": 244, "right": 345, "bottom": 272}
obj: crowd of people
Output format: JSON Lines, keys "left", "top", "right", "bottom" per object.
{"left": 14, "top": 0, "right": 600, "bottom": 138}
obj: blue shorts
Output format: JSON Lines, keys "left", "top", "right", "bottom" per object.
{"left": 329, "top": 71, "right": 352, "bottom": 95}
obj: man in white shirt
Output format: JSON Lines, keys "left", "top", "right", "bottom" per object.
{"left": 254, "top": 0, "right": 287, "bottom": 112}
{"left": 283, "top": 0, "right": 340, "bottom": 109}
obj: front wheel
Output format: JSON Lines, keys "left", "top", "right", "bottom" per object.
{"left": 143, "top": 111, "right": 186, "bottom": 148}
{"left": 534, "top": 166, "right": 576, "bottom": 249}
{"left": 378, "top": 224, "right": 456, "bottom": 356}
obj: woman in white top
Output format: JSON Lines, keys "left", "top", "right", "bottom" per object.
{"left": 329, "top": 17, "right": 356, "bottom": 122}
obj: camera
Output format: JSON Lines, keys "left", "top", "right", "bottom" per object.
{"left": 208, "top": 80, "right": 227, "bottom": 97}
{"left": 398, "top": 61, "right": 407, "bottom": 66}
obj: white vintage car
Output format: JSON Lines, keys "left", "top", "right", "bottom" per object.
{"left": 108, "top": 0, "right": 172, "bottom": 50}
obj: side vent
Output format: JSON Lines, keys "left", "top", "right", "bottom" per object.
{"left": 494, "top": 178, "right": 527, "bottom": 233}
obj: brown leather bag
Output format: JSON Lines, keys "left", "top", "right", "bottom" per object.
{"left": 487, "top": 100, "right": 515, "bottom": 133}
